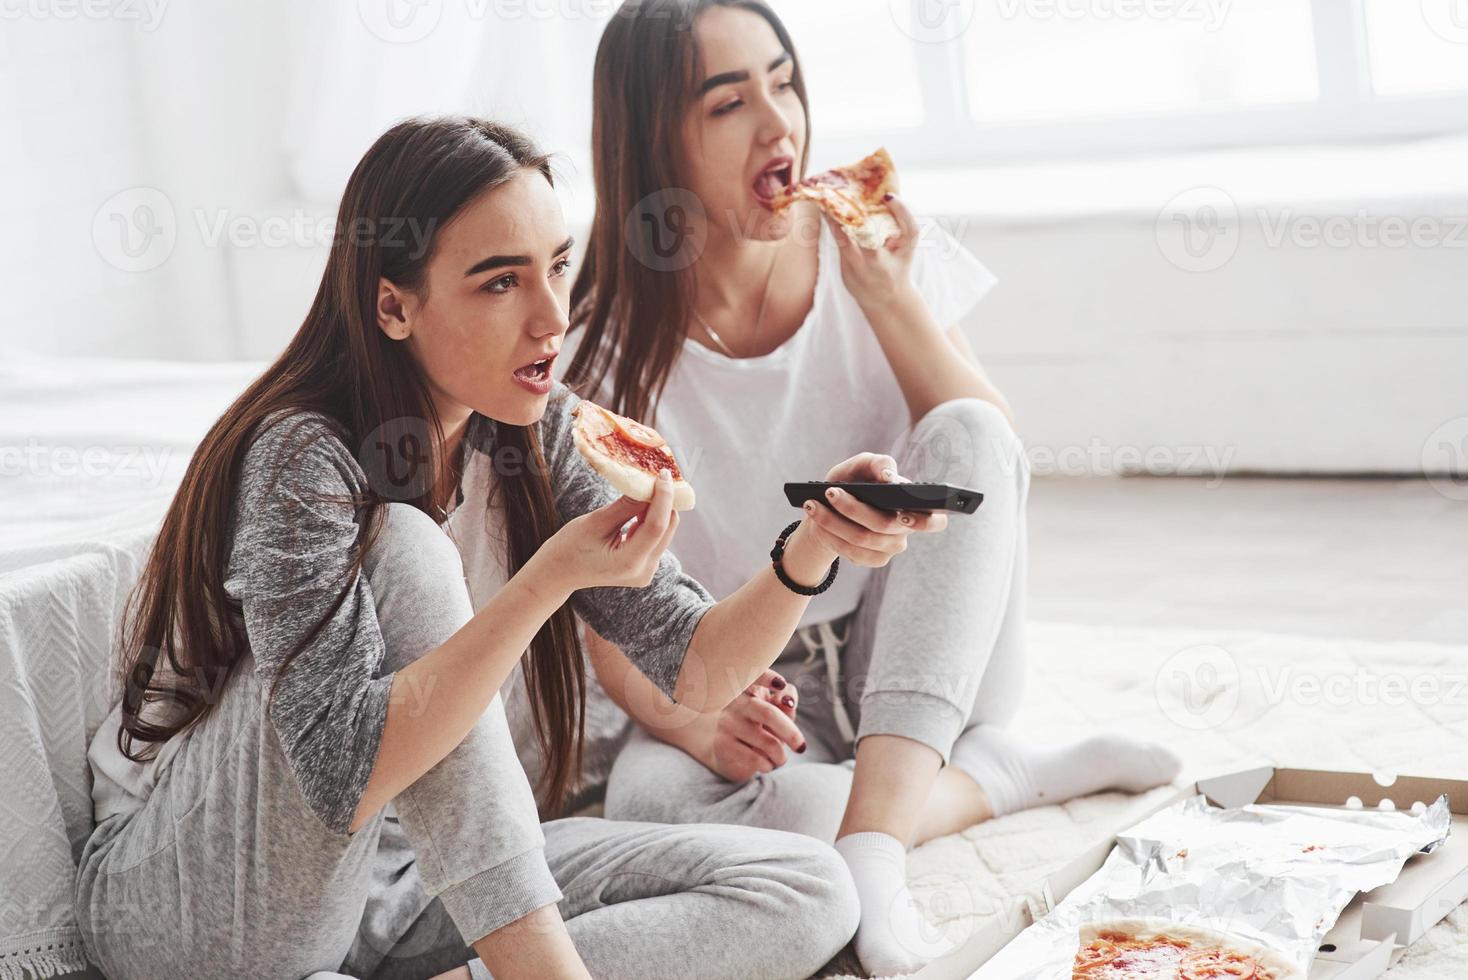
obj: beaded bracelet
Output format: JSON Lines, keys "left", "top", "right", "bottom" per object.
{"left": 769, "top": 520, "right": 839, "bottom": 597}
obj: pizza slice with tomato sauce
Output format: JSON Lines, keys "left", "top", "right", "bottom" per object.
{"left": 1072, "top": 919, "right": 1303, "bottom": 980}
{"left": 770, "top": 148, "right": 901, "bottom": 250}
{"left": 571, "top": 399, "right": 696, "bottom": 511}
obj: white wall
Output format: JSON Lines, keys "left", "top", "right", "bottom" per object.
{"left": 8, "top": 11, "right": 1463, "bottom": 475}
{"left": 962, "top": 217, "right": 1466, "bottom": 476}
{"left": 929, "top": 140, "right": 1468, "bottom": 476}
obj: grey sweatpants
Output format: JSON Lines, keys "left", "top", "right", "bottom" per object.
{"left": 75, "top": 501, "right": 858, "bottom": 980}
{"left": 604, "top": 398, "right": 1032, "bottom": 842}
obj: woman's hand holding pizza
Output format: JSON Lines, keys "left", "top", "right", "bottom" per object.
{"left": 544, "top": 469, "right": 680, "bottom": 591}
{"left": 824, "top": 193, "right": 921, "bottom": 312}
{"left": 796, "top": 453, "right": 948, "bottom": 569}
{"left": 695, "top": 669, "right": 806, "bottom": 782}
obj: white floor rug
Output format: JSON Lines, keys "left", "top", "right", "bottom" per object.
{"left": 825, "top": 620, "right": 1468, "bottom": 979}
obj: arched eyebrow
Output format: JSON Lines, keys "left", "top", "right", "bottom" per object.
{"left": 698, "top": 51, "right": 791, "bottom": 96}
{"left": 463, "top": 236, "right": 575, "bottom": 278}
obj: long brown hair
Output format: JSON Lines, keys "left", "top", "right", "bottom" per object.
{"left": 564, "top": 0, "right": 811, "bottom": 424}
{"left": 117, "top": 116, "right": 587, "bottom": 816}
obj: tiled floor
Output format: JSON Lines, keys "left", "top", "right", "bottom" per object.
{"left": 1026, "top": 476, "right": 1468, "bottom": 646}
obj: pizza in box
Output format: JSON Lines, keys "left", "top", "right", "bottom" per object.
{"left": 1072, "top": 918, "right": 1303, "bottom": 979}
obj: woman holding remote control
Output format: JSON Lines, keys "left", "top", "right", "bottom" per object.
{"left": 70, "top": 115, "right": 965, "bottom": 980}
{"left": 560, "top": 2, "right": 1185, "bottom": 974}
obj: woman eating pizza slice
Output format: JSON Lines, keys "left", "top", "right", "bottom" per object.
{"left": 71, "top": 115, "right": 946, "bottom": 980}
{"left": 559, "top": 2, "right": 1187, "bottom": 975}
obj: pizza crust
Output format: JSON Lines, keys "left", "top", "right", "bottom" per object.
{"left": 1076, "top": 917, "right": 1305, "bottom": 980}
{"left": 571, "top": 401, "right": 696, "bottom": 512}
{"left": 842, "top": 210, "right": 901, "bottom": 251}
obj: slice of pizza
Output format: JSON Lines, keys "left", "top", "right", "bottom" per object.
{"left": 1072, "top": 918, "right": 1303, "bottom": 980}
{"left": 770, "top": 148, "right": 901, "bottom": 250}
{"left": 571, "top": 399, "right": 696, "bottom": 511}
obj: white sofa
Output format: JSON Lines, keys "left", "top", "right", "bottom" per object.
{"left": 0, "top": 353, "right": 263, "bottom": 980}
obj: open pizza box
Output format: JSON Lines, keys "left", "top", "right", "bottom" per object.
{"left": 915, "top": 767, "right": 1468, "bottom": 980}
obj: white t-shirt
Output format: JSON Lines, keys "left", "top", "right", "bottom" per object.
{"left": 444, "top": 436, "right": 632, "bottom": 810}
{"left": 558, "top": 220, "right": 996, "bottom": 628}
{"left": 88, "top": 695, "right": 192, "bottom": 824}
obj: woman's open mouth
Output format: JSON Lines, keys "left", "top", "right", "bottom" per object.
{"left": 512, "top": 353, "right": 556, "bottom": 394}
{"left": 752, "top": 156, "right": 794, "bottom": 211}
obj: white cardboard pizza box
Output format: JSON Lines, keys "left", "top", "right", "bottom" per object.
{"left": 1216, "top": 769, "right": 1468, "bottom": 951}
{"left": 1312, "top": 904, "right": 1395, "bottom": 980}
{"left": 918, "top": 766, "right": 1468, "bottom": 980}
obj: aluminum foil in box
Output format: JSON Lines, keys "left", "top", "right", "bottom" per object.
{"left": 970, "top": 794, "right": 1451, "bottom": 978}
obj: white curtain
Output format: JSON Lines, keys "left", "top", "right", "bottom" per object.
{"left": 3, "top": 1, "right": 614, "bottom": 363}
{"left": 2, "top": 1, "right": 299, "bottom": 361}
{"left": 283, "top": 2, "right": 614, "bottom": 206}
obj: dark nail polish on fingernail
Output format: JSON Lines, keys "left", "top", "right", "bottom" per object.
{"left": 797, "top": 743, "right": 808, "bottom": 754}
{"left": 770, "top": 676, "right": 786, "bottom": 689}
{"left": 782, "top": 695, "right": 796, "bottom": 708}
{"left": 826, "top": 488, "right": 838, "bottom": 499}
{"left": 883, "top": 193, "right": 894, "bottom": 202}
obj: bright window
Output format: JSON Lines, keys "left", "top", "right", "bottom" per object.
{"left": 772, "top": 0, "right": 1468, "bottom": 164}
{"left": 963, "top": 0, "right": 1319, "bottom": 122}
{"left": 772, "top": 0, "right": 926, "bottom": 134}
{"left": 1364, "top": 0, "right": 1468, "bottom": 96}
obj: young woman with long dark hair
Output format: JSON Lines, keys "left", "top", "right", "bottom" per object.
{"left": 561, "top": 3, "right": 1184, "bottom": 974}
{"left": 69, "top": 115, "right": 943, "bottom": 980}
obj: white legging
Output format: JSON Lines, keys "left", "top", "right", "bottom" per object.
{"left": 604, "top": 397, "right": 1031, "bottom": 842}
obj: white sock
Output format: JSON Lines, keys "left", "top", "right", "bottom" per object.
{"left": 835, "top": 831, "right": 954, "bottom": 977}
{"left": 957, "top": 727, "right": 1183, "bottom": 818}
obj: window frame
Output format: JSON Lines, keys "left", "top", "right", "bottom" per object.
{"left": 809, "top": 0, "right": 1468, "bottom": 167}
